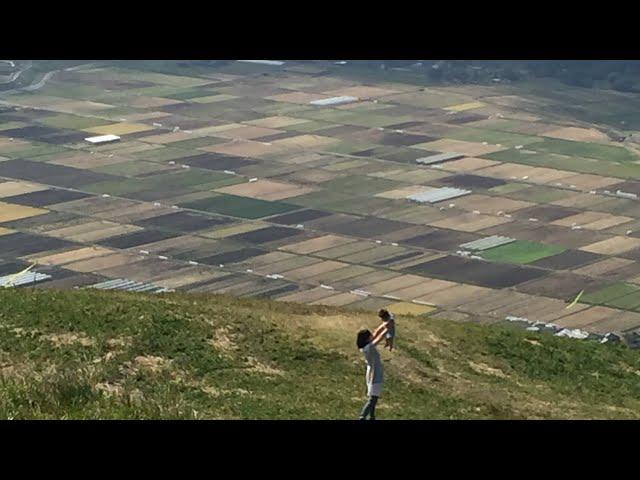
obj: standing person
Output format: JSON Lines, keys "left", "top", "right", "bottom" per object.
{"left": 356, "top": 323, "right": 388, "bottom": 420}
{"left": 377, "top": 309, "right": 396, "bottom": 351}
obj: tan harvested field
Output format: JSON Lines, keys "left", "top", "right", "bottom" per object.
{"left": 555, "top": 306, "right": 624, "bottom": 329}
{"left": 49, "top": 152, "right": 131, "bottom": 169}
{"left": 375, "top": 185, "right": 428, "bottom": 199}
{"left": 152, "top": 270, "right": 223, "bottom": 289}
{"left": 365, "top": 274, "right": 428, "bottom": 295}
{"left": 421, "top": 284, "right": 490, "bottom": 307}
{"left": 280, "top": 234, "right": 355, "bottom": 255}
{"left": 245, "top": 116, "right": 311, "bottom": 128}
{"left": 276, "top": 286, "right": 340, "bottom": 303}
{"left": 282, "top": 169, "right": 341, "bottom": 184}
{"left": 441, "top": 157, "right": 501, "bottom": 172}
{"left": 30, "top": 246, "right": 114, "bottom": 266}
{"left": 370, "top": 168, "right": 451, "bottom": 183}
{"left": 282, "top": 260, "right": 349, "bottom": 281}
{"left": 517, "top": 167, "right": 577, "bottom": 185}
{"left": 0, "top": 181, "right": 48, "bottom": 198}
{"left": 552, "top": 211, "right": 629, "bottom": 228}
{"left": 267, "top": 92, "right": 331, "bottom": 104}
{"left": 452, "top": 194, "right": 534, "bottom": 214}
{"left": 386, "top": 278, "right": 458, "bottom": 300}
{"left": 559, "top": 173, "right": 622, "bottom": 190}
{"left": 64, "top": 252, "right": 144, "bottom": 273}
{"left": 66, "top": 224, "right": 143, "bottom": 243}
{"left": 322, "top": 159, "right": 370, "bottom": 172}
{"left": 305, "top": 264, "right": 374, "bottom": 284}
{"left": 309, "top": 291, "right": 363, "bottom": 306}
{"left": 429, "top": 212, "right": 512, "bottom": 232}
{"left": 45, "top": 220, "right": 141, "bottom": 242}
{"left": 94, "top": 204, "right": 175, "bottom": 223}
{"left": 272, "top": 134, "right": 339, "bottom": 150}
{"left": 202, "top": 222, "right": 267, "bottom": 239}
{"left": 574, "top": 257, "right": 636, "bottom": 276}
{"left": 542, "top": 126, "right": 611, "bottom": 143}
{"left": 338, "top": 245, "right": 408, "bottom": 264}
{"left": 580, "top": 236, "right": 640, "bottom": 255}
{"left": 203, "top": 140, "right": 285, "bottom": 157}
{"left": 478, "top": 162, "right": 547, "bottom": 180}
{"left": 212, "top": 125, "right": 284, "bottom": 140}
{"left": 253, "top": 256, "right": 322, "bottom": 275}
{"left": 588, "top": 312, "right": 640, "bottom": 334}
{"left": 581, "top": 216, "right": 634, "bottom": 231}
{"left": 0, "top": 202, "right": 48, "bottom": 222}
{"left": 322, "top": 86, "right": 399, "bottom": 98}
{"left": 551, "top": 193, "right": 611, "bottom": 209}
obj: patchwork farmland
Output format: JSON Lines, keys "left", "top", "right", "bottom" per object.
{"left": 3, "top": 60, "right": 640, "bottom": 339}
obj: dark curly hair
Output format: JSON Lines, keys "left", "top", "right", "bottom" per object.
{"left": 356, "top": 329, "right": 372, "bottom": 349}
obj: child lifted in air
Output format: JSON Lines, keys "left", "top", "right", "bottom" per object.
{"left": 377, "top": 309, "right": 396, "bottom": 351}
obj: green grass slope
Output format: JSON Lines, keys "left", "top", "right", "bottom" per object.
{"left": 1, "top": 288, "right": 640, "bottom": 419}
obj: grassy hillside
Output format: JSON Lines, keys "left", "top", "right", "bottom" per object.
{"left": 1, "top": 288, "right": 640, "bottom": 419}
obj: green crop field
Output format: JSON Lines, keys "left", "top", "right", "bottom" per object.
{"left": 527, "top": 138, "right": 640, "bottom": 163}
{"left": 582, "top": 283, "right": 640, "bottom": 306}
{"left": 85, "top": 170, "right": 239, "bottom": 195}
{"left": 448, "top": 128, "right": 541, "bottom": 147}
{"left": 603, "top": 293, "right": 640, "bottom": 311}
{"left": 181, "top": 194, "right": 299, "bottom": 219}
{"left": 480, "top": 240, "right": 566, "bottom": 264}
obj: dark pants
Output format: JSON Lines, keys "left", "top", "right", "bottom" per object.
{"left": 359, "top": 396, "right": 378, "bottom": 420}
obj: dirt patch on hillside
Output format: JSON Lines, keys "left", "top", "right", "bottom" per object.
{"left": 246, "top": 356, "right": 284, "bottom": 376}
{"left": 121, "top": 355, "right": 173, "bottom": 376}
{"left": 106, "top": 336, "right": 132, "bottom": 349}
{"left": 95, "top": 382, "right": 124, "bottom": 397}
{"left": 209, "top": 327, "right": 239, "bottom": 357}
{"left": 201, "top": 386, "right": 262, "bottom": 399}
{"left": 43, "top": 332, "right": 95, "bottom": 348}
{"left": 468, "top": 361, "right": 508, "bottom": 379}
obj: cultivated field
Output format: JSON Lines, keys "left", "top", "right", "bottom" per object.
{"left": 2, "top": 61, "right": 640, "bottom": 340}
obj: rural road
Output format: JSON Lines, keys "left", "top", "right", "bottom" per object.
{"left": 0, "top": 60, "right": 32, "bottom": 85}
{"left": 0, "top": 62, "right": 94, "bottom": 101}
{"left": 23, "top": 70, "right": 57, "bottom": 92}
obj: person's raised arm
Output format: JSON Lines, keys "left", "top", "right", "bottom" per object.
{"left": 371, "top": 325, "right": 388, "bottom": 346}
{"left": 373, "top": 322, "right": 387, "bottom": 337}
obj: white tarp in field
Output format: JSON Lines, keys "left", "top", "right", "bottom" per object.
{"left": 460, "top": 235, "right": 516, "bottom": 251}
{"left": 237, "top": 60, "right": 285, "bottom": 66}
{"left": 310, "top": 96, "right": 359, "bottom": 106}
{"left": 0, "top": 272, "right": 51, "bottom": 287}
{"left": 86, "top": 278, "right": 172, "bottom": 293}
{"left": 85, "top": 134, "right": 120, "bottom": 144}
{"left": 407, "top": 187, "right": 471, "bottom": 204}
{"left": 416, "top": 152, "right": 465, "bottom": 165}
